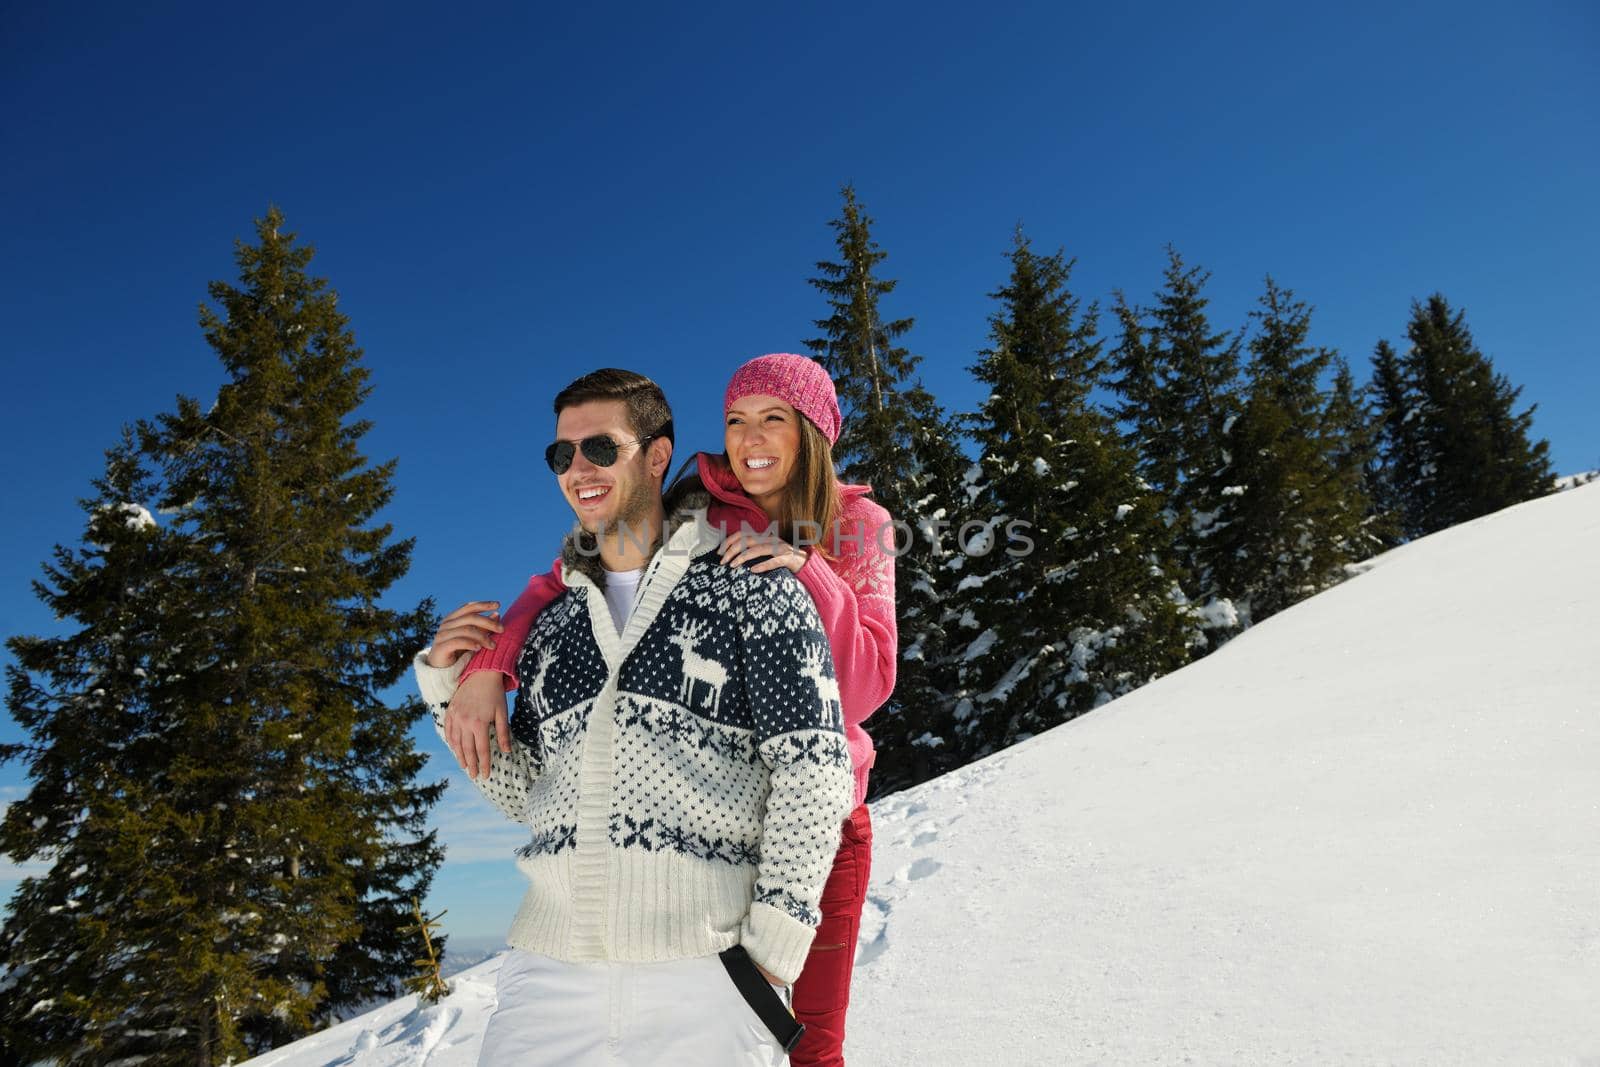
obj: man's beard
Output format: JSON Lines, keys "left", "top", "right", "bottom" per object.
{"left": 588, "top": 460, "right": 660, "bottom": 551}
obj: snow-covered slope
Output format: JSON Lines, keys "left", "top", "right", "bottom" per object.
{"left": 1555, "top": 469, "right": 1598, "bottom": 491}
{"left": 245, "top": 482, "right": 1600, "bottom": 1066}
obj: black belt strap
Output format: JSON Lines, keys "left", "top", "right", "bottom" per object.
{"left": 718, "top": 945, "right": 806, "bottom": 1053}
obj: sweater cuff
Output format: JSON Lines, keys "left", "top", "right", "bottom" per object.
{"left": 413, "top": 648, "right": 468, "bottom": 708}
{"left": 739, "top": 901, "right": 817, "bottom": 986}
{"left": 459, "top": 630, "right": 522, "bottom": 690}
{"left": 459, "top": 661, "right": 518, "bottom": 692}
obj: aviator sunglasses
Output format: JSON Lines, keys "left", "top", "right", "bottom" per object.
{"left": 544, "top": 423, "right": 672, "bottom": 475}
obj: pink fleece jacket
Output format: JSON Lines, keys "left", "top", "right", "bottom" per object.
{"left": 459, "top": 451, "right": 898, "bottom": 807}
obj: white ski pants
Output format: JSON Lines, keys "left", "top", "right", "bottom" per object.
{"left": 478, "top": 949, "right": 792, "bottom": 1066}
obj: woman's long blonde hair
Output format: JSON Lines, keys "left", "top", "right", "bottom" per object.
{"left": 772, "top": 415, "right": 843, "bottom": 558}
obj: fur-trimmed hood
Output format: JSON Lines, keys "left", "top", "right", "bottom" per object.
{"left": 558, "top": 488, "right": 713, "bottom": 589}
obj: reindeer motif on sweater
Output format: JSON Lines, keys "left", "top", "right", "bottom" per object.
{"left": 798, "top": 642, "right": 842, "bottom": 730}
{"left": 668, "top": 618, "right": 728, "bottom": 712}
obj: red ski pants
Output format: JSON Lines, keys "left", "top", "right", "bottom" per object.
{"left": 789, "top": 802, "right": 873, "bottom": 1067}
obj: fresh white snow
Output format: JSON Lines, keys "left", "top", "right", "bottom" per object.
{"left": 1555, "top": 469, "right": 1598, "bottom": 492}
{"left": 243, "top": 480, "right": 1600, "bottom": 1066}
{"left": 96, "top": 501, "right": 156, "bottom": 531}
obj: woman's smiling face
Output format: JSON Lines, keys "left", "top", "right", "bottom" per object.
{"left": 724, "top": 393, "right": 801, "bottom": 507}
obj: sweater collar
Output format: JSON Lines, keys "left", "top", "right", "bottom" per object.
{"left": 559, "top": 488, "right": 716, "bottom": 591}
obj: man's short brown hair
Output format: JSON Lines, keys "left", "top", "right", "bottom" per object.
{"left": 553, "top": 368, "right": 675, "bottom": 447}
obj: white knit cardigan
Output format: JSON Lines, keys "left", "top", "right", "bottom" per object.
{"left": 414, "top": 509, "right": 854, "bottom": 983}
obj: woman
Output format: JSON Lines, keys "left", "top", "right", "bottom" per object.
{"left": 444, "top": 353, "right": 895, "bottom": 1066}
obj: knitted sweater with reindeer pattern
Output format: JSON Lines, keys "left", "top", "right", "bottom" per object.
{"left": 412, "top": 502, "right": 855, "bottom": 984}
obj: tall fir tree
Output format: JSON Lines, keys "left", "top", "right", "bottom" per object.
{"left": 0, "top": 209, "right": 444, "bottom": 1065}
{"left": 1, "top": 431, "right": 198, "bottom": 1064}
{"left": 803, "top": 185, "right": 971, "bottom": 796}
{"left": 1322, "top": 355, "right": 1388, "bottom": 556}
{"left": 1106, "top": 248, "right": 1245, "bottom": 646}
{"left": 952, "top": 229, "right": 1194, "bottom": 755}
{"left": 1402, "top": 294, "right": 1554, "bottom": 534}
{"left": 1209, "top": 279, "right": 1375, "bottom": 624}
{"left": 1367, "top": 295, "right": 1554, "bottom": 543}
{"left": 1364, "top": 338, "right": 1423, "bottom": 545}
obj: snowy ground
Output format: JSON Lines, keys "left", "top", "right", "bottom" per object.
{"left": 244, "top": 481, "right": 1600, "bottom": 1066}
{"left": 1555, "top": 469, "right": 1598, "bottom": 491}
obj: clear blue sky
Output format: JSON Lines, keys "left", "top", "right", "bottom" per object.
{"left": 3, "top": 1, "right": 1596, "bottom": 943}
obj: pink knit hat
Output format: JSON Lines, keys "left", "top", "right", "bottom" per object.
{"left": 723, "top": 353, "right": 843, "bottom": 445}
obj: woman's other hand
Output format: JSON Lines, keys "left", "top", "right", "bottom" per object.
{"left": 444, "top": 668, "right": 513, "bottom": 780}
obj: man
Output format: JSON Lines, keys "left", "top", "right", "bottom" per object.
{"left": 414, "top": 369, "right": 855, "bottom": 1065}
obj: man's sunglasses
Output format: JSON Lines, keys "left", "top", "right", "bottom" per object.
{"left": 544, "top": 428, "right": 669, "bottom": 475}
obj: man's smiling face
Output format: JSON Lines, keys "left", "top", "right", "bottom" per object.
{"left": 553, "top": 398, "right": 659, "bottom": 536}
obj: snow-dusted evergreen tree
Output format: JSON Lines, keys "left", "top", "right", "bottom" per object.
{"left": 952, "top": 230, "right": 1194, "bottom": 755}
{"left": 0, "top": 431, "right": 196, "bottom": 1064}
{"left": 803, "top": 184, "right": 970, "bottom": 796}
{"left": 0, "top": 209, "right": 444, "bottom": 1065}
{"left": 1209, "top": 279, "right": 1375, "bottom": 624}
{"left": 1106, "top": 248, "right": 1244, "bottom": 646}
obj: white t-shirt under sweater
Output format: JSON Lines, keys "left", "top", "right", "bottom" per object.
{"left": 601, "top": 566, "right": 644, "bottom": 634}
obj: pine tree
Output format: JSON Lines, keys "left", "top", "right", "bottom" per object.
{"left": 0, "top": 208, "right": 444, "bottom": 1064}
{"left": 1368, "top": 296, "right": 1554, "bottom": 543}
{"left": 1403, "top": 294, "right": 1554, "bottom": 533}
{"left": 1106, "top": 292, "right": 1181, "bottom": 499}
{"left": 400, "top": 898, "right": 451, "bottom": 1005}
{"left": 953, "top": 229, "right": 1194, "bottom": 755}
{"left": 803, "top": 185, "right": 971, "bottom": 796}
{"left": 1106, "top": 248, "right": 1245, "bottom": 645}
{"left": 806, "top": 185, "right": 921, "bottom": 491}
{"left": 1322, "top": 355, "right": 1387, "bottom": 558}
{"left": 1365, "top": 339, "right": 1424, "bottom": 544}
{"left": 0, "top": 431, "right": 197, "bottom": 1064}
{"left": 863, "top": 404, "right": 973, "bottom": 797}
{"left": 1209, "top": 279, "right": 1374, "bottom": 624}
